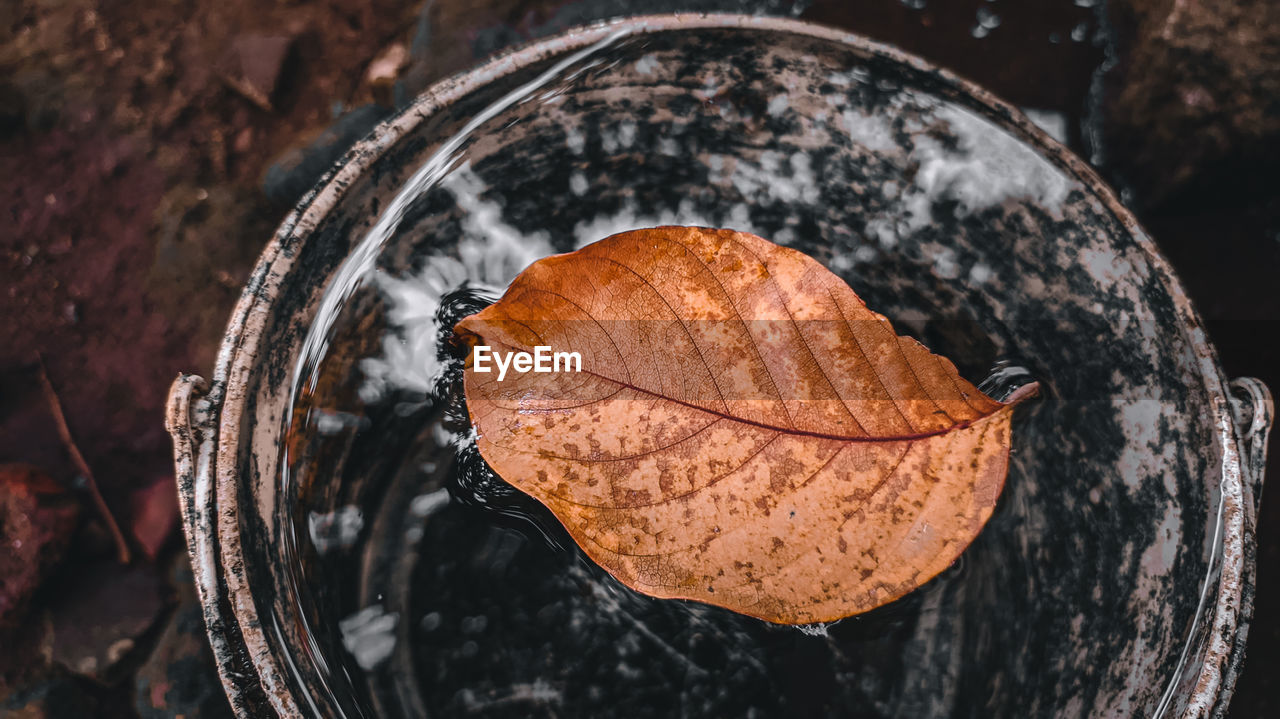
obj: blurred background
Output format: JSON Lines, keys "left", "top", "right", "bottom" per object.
{"left": 1, "top": 0, "right": 1277, "bottom": 716}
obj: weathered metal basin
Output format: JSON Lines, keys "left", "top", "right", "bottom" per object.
{"left": 166, "top": 14, "right": 1272, "bottom": 719}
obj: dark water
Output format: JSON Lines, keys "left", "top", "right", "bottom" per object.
{"left": 269, "top": 22, "right": 1143, "bottom": 719}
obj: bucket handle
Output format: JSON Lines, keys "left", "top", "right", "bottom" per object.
{"left": 165, "top": 373, "right": 214, "bottom": 526}
{"left": 164, "top": 374, "right": 279, "bottom": 714}
{"left": 1229, "top": 377, "right": 1273, "bottom": 520}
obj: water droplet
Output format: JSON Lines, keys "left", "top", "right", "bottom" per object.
{"left": 972, "top": 7, "right": 1002, "bottom": 37}
{"left": 420, "top": 612, "right": 442, "bottom": 631}
{"left": 979, "top": 359, "right": 1043, "bottom": 403}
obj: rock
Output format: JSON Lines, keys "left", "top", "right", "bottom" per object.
{"left": 0, "top": 673, "right": 98, "bottom": 718}
{"left": 218, "top": 35, "right": 295, "bottom": 112}
{"left": 47, "top": 561, "right": 168, "bottom": 681}
{"left": 0, "top": 609, "right": 54, "bottom": 697}
{"left": 0, "top": 464, "right": 79, "bottom": 626}
{"left": 262, "top": 103, "right": 391, "bottom": 207}
{"left": 0, "top": 81, "right": 25, "bottom": 138}
{"left": 365, "top": 42, "right": 409, "bottom": 107}
{"left": 129, "top": 477, "right": 179, "bottom": 561}
{"left": 134, "top": 555, "right": 233, "bottom": 719}
{"left": 1103, "top": 0, "right": 1280, "bottom": 208}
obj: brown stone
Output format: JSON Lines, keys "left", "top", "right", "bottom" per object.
{"left": 128, "top": 476, "right": 179, "bottom": 561}
{"left": 133, "top": 555, "right": 233, "bottom": 719}
{"left": 47, "top": 561, "right": 168, "bottom": 681}
{"left": 217, "top": 35, "right": 294, "bottom": 112}
{"left": 1104, "top": 0, "right": 1280, "bottom": 207}
{"left": 0, "top": 464, "right": 78, "bottom": 626}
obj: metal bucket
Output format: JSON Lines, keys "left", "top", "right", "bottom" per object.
{"left": 165, "top": 14, "right": 1272, "bottom": 718}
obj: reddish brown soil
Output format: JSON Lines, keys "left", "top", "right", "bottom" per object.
{"left": 1, "top": 0, "right": 420, "bottom": 709}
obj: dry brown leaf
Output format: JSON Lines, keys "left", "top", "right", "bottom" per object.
{"left": 455, "top": 226, "right": 1032, "bottom": 624}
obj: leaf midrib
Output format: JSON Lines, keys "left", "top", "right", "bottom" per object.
{"left": 472, "top": 334, "right": 997, "bottom": 444}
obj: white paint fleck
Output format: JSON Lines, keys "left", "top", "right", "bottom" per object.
{"left": 431, "top": 422, "right": 453, "bottom": 447}
{"left": 901, "top": 105, "right": 1072, "bottom": 231}
{"left": 825, "top": 68, "right": 868, "bottom": 88}
{"left": 308, "top": 506, "right": 363, "bottom": 554}
{"left": 1021, "top": 107, "right": 1070, "bottom": 144}
{"left": 932, "top": 245, "right": 960, "bottom": 279}
{"left": 1115, "top": 400, "right": 1170, "bottom": 491}
{"left": 767, "top": 94, "right": 790, "bottom": 117}
{"left": 867, "top": 218, "right": 898, "bottom": 249}
{"left": 565, "top": 127, "right": 585, "bottom": 155}
{"left": 617, "top": 120, "right": 637, "bottom": 148}
{"left": 1144, "top": 507, "right": 1181, "bottom": 575}
{"left": 458, "top": 679, "right": 562, "bottom": 712}
{"left": 339, "top": 605, "right": 399, "bottom": 669}
{"left": 314, "top": 409, "right": 365, "bottom": 435}
{"left": 726, "top": 151, "right": 820, "bottom": 207}
{"left": 634, "top": 53, "right": 659, "bottom": 75}
{"left": 410, "top": 487, "right": 451, "bottom": 518}
{"left": 1079, "top": 247, "right": 1134, "bottom": 290}
{"left": 968, "top": 262, "right": 994, "bottom": 284}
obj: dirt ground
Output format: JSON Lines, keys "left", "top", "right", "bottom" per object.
{"left": 2, "top": 0, "right": 1277, "bottom": 716}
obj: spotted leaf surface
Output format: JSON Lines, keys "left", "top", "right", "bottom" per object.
{"left": 455, "top": 226, "right": 1029, "bottom": 624}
